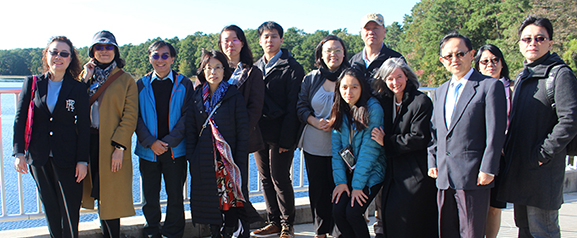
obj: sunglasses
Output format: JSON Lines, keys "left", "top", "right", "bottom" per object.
{"left": 519, "top": 36, "right": 548, "bottom": 44}
{"left": 48, "top": 51, "right": 70, "bottom": 58}
{"left": 151, "top": 53, "right": 170, "bottom": 60}
{"left": 441, "top": 50, "right": 470, "bottom": 61}
{"left": 479, "top": 58, "right": 500, "bottom": 65}
{"left": 94, "top": 45, "right": 115, "bottom": 51}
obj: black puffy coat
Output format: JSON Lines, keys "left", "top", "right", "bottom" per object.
{"left": 186, "top": 84, "right": 255, "bottom": 224}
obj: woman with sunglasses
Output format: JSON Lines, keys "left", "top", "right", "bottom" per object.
{"left": 473, "top": 44, "right": 512, "bottom": 238}
{"left": 296, "top": 35, "right": 349, "bottom": 238}
{"left": 329, "top": 68, "right": 385, "bottom": 238}
{"left": 186, "top": 50, "right": 250, "bottom": 238}
{"left": 80, "top": 30, "right": 138, "bottom": 238}
{"left": 13, "top": 36, "right": 90, "bottom": 238}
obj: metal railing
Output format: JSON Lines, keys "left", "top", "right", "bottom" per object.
{"left": 0, "top": 84, "right": 308, "bottom": 224}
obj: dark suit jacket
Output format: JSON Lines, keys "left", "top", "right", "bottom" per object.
{"left": 428, "top": 69, "right": 507, "bottom": 190}
{"left": 13, "top": 73, "right": 90, "bottom": 168}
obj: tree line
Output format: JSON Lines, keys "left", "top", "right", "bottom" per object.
{"left": 1, "top": 0, "right": 575, "bottom": 86}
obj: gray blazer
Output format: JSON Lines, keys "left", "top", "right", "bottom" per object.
{"left": 428, "top": 69, "right": 507, "bottom": 190}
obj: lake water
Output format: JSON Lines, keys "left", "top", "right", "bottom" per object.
{"left": 0, "top": 81, "right": 309, "bottom": 230}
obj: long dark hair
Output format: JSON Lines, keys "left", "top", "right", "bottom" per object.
{"left": 330, "top": 68, "right": 371, "bottom": 132}
{"left": 196, "top": 50, "right": 232, "bottom": 84}
{"left": 42, "top": 36, "right": 82, "bottom": 80}
{"left": 474, "top": 44, "right": 510, "bottom": 79}
{"left": 218, "top": 25, "right": 254, "bottom": 68}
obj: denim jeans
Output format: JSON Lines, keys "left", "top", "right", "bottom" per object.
{"left": 514, "top": 204, "right": 560, "bottom": 238}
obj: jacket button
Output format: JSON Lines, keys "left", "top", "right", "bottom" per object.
{"left": 50, "top": 117, "right": 53, "bottom": 121}
{"left": 49, "top": 131, "right": 53, "bottom": 136}
{"left": 446, "top": 152, "right": 450, "bottom": 156}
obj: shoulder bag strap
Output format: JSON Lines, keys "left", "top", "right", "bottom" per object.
{"left": 198, "top": 101, "right": 222, "bottom": 137}
{"left": 89, "top": 70, "right": 125, "bottom": 105}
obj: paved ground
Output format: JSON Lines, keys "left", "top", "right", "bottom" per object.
{"left": 292, "top": 192, "right": 577, "bottom": 238}
{"left": 4, "top": 193, "right": 577, "bottom": 237}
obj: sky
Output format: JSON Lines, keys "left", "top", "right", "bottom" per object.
{"left": 1, "top": 0, "right": 420, "bottom": 50}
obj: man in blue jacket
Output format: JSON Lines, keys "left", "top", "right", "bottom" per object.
{"left": 135, "top": 40, "right": 193, "bottom": 238}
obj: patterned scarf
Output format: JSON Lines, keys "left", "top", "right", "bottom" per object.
{"left": 202, "top": 81, "right": 245, "bottom": 202}
{"left": 88, "top": 61, "right": 117, "bottom": 97}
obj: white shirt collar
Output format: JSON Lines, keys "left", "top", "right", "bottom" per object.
{"left": 151, "top": 70, "right": 174, "bottom": 83}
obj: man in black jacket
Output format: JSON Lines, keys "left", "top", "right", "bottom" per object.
{"left": 349, "top": 13, "right": 403, "bottom": 238}
{"left": 251, "top": 21, "right": 304, "bottom": 238}
{"left": 497, "top": 15, "right": 577, "bottom": 238}
{"left": 350, "top": 13, "right": 403, "bottom": 83}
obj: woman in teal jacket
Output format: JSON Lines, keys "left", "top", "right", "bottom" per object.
{"left": 329, "top": 68, "right": 385, "bottom": 238}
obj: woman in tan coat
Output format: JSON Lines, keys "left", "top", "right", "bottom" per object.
{"left": 81, "top": 30, "right": 138, "bottom": 238}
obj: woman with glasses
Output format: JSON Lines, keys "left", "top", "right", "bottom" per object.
{"left": 473, "top": 44, "right": 512, "bottom": 238}
{"left": 296, "top": 35, "right": 349, "bottom": 238}
{"left": 80, "top": 30, "right": 138, "bottom": 238}
{"left": 330, "top": 68, "right": 385, "bottom": 238}
{"left": 186, "top": 50, "right": 249, "bottom": 238}
{"left": 370, "top": 58, "right": 437, "bottom": 238}
{"left": 217, "top": 25, "right": 264, "bottom": 236}
{"left": 13, "top": 36, "right": 89, "bottom": 238}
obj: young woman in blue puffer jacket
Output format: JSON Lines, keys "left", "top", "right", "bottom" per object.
{"left": 329, "top": 68, "right": 385, "bottom": 238}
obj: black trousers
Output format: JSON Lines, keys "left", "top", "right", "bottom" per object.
{"left": 333, "top": 182, "right": 382, "bottom": 238}
{"left": 89, "top": 131, "right": 121, "bottom": 238}
{"left": 254, "top": 142, "right": 295, "bottom": 225}
{"left": 140, "top": 155, "right": 187, "bottom": 238}
{"left": 303, "top": 151, "right": 335, "bottom": 235}
{"left": 437, "top": 188, "right": 490, "bottom": 238}
{"left": 30, "top": 158, "right": 82, "bottom": 238}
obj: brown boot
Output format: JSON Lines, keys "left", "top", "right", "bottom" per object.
{"left": 250, "top": 223, "right": 281, "bottom": 237}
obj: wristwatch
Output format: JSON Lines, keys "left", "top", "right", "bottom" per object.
{"left": 115, "top": 145, "right": 125, "bottom": 151}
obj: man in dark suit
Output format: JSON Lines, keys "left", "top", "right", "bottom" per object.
{"left": 427, "top": 32, "right": 507, "bottom": 238}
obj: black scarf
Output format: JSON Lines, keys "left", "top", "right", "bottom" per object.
{"left": 319, "top": 63, "right": 348, "bottom": 82}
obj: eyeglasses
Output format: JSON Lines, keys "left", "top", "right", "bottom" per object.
{"left": 204, "top": 65, "right": 224, "bottom": 72}
{"left": 441, "top": 50, "right": 470, "bottom": 61}
{"left": 323, "top": 49, "right": 344, "bottom": 55}
{"left": 479, "top": 58, "right": 500, "bottom": 66}
{"left": 94, "top": 45, "right": 115, "bottom": 51}
{"left": 48, "top": 51, "right": 70, "bottom": 58}
{"left": 151, "top": 53, "right": 170, "bottom": 60}
{"left": 519, "top": 36, "right": 548, "bottom": 44}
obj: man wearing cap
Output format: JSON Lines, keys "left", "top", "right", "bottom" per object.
{"left": 350, "top": 13, "right": 403, "bottom": 82}
{"left": 135, "top": 40, "right": 193, "bottom": 238}
{"left": 349, "top": 13, "right": 403, "bottom": 238}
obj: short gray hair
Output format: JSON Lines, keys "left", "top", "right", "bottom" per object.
{"left": 372, "top": 57, "right": 420, "bottom": 96}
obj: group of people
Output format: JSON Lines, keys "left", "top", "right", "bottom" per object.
{"left": 11, "top": 12, "right": 577, "bottom": 238}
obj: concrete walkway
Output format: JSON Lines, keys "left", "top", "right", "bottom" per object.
{"left": 292, "top": 192, "right": 577, "bottom": 238}
{"left": 3, "top": 193, "right": 577, "bottom": 237}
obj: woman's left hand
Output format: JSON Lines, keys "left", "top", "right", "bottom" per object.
{"left": 351, "top": 189, "right": 368, "bottom": 207}
{"left": 371, "top": 127, "right": 385, "bottom": 146}
{"left": 111, "top": 148, "right": 123, "bottom": 172}
{"left": 75, "top": 163, "right": 88, "bottom": 183}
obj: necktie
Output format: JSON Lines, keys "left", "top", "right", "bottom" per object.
{"left": 446, "top": 82, "right": 462, "bottom": 128}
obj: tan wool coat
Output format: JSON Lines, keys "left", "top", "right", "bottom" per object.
{"left": 81, "top": 67, "right": 138, "bottom": 220}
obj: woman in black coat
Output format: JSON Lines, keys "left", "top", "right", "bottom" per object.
{"left": 13, "top": 36, "right": 90, "bottom": 238}
{"left": 186, "top": 50, "right": 249, "bottom": 238}
{"left": 371, "top": 58, "right": 438, "bottom": 238}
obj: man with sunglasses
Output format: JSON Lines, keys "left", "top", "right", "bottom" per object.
{"left": 135, "top": 40, "right": 193, "bottom": 238}
{"left": 427, "top": 32, "right": 507, "bottom": 238}
{"left": 497, "top": 15, "right": 577, "bottom": 238}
